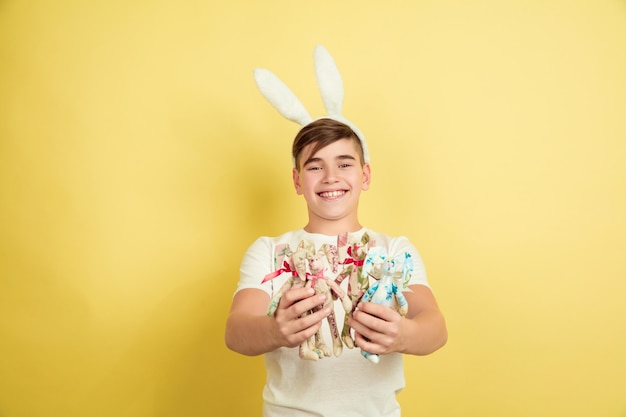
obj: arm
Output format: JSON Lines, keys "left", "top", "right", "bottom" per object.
{"left": 225, "top": 287, "right": 331, "bottom": 356}
{"left": 348, "top": 284, "right": 447, "bottom": 356}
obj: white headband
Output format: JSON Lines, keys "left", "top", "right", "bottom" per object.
{"left": 253, "top": 45, "right": 370, "bottom": 166}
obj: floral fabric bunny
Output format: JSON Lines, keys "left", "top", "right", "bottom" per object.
{"left": 335, "top": 232, "right": 372, "bottom": 348}
{"left": 263, "top": 238, "right": 414, "bottom": 364}
{"left": 359, "top": 247, "right": 414, "bottom": 363}
{"left": 263, "top": 239, "right": 352, "bottom": 360}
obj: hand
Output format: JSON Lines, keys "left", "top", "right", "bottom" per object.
{"left": 271, "top": 286, "right": 330, "bottom": 349}
{"left": 348, "top": 302, "right": 406, "bottom": 356}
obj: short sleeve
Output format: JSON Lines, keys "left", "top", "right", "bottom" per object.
{"left": 387, "top": 236, "right": 430, "bottom": 289}
{"left": 235, "top": 237, "right": 275, "bottom": 297}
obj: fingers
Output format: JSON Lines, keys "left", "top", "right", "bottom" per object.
{"left": 279, "top": 288, "right": 327, "bottom": 317}
{"left": 356, "top": 302, "right": 399, "bottom": 322}
{"left": 349, "top": 302, "right": 402, "bottom": 354}
{"left": 351, "top": 303, "right": 399, "bottom": 332}
{"left": 273, "top": 288, "right": 330, "bottom": 348}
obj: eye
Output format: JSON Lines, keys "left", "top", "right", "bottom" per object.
{"left": 338, "top": 163, "right": 352, "bottom": 169}
{"left": 307, "top": 166, "right": 322, "bottom": 171}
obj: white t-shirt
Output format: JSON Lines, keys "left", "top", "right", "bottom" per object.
{"left": 235, "top": 228, "right": 430, "bottom": 417}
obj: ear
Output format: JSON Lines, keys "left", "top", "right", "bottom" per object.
{"left": 361, "top": 163, "right": 371, "bottom": 191}
{"left": 292, "top": 167, "right": 303, "bottom": 195}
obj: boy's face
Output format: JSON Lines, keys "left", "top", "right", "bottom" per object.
{"left": 292, "top": 138, "right": 371, "bottom": 233}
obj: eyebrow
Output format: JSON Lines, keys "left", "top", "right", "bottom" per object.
{"left": 303, "top": 154, "right": 356, "bottom": 167}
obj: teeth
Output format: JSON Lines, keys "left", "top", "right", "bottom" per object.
{"left": 319, "top": 190, "right": 345, "bottom": 199}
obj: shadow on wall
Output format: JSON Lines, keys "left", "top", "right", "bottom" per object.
{"left": 57, "top": 117, "right": 282, "bottom": 417}
{"left": 213, "top": 121, "right": 295, "bottom": 415}
{"left": 67, "top": 267, "right": 265, "bottom": 417}
{"left": 230, "top": 125, "right": 300, "bottom": 242}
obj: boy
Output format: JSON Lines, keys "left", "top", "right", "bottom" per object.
{"left": 225, "top": 47, "right": 447, "bottom": 417}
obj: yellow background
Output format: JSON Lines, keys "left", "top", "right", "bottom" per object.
{"left": 1, "top": 0, "right": 625, "bottom": 416}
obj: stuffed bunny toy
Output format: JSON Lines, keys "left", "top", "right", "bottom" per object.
{"left": 335, "top": 232, "right": 372, "bottom": 349}
{"left": 359, "top": 247, "right": 414, "bottom": 364}
{"left": 263, "top": 240, "right": 352, "bottom": 360}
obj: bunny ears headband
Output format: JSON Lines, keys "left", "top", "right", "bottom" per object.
{"left": 253, "top": 45, "right": 370, "bottom": 166}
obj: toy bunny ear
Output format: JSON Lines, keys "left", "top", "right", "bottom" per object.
{"left": 314, "top": 45, "right": 344, "bottom": 117}
{"left": 361, "top": 246, "right": 385, "bottom": 279}
{"left": 401, "top": 252, "right": 414, "bottom": 289}
{"left": 254, "top": 68, "right": 313, "bottom": 126}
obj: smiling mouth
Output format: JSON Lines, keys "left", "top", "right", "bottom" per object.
{"left": 318, "top": 190, "right": 346, "bottom": 199}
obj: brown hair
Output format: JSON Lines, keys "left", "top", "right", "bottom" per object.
{"left": 292, "top": 118, "right": 364, "bottom": 170}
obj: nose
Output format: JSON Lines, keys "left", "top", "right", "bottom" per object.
{"left": 323, "top": 167, "right": 339, "bottom": 183}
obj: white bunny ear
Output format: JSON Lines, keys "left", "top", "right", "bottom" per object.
{"left": 254, "top": 68, "right": 313, "bottom": 126}
{"left": 313, "top": 45, "right": 371, "bottom": 163}
{"left": 253, "top": 45, "right": 371, "bottom": 165}
{"left": 314, "top": 45, "right": 344, "bottom": 117}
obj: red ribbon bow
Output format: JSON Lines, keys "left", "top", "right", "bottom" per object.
{"left": 342, "top": 246, "right": 364, "bottom": 266}
{"left": 262, "top": 260, "right": 297, "bottom": 283}
{"left": 306, "top": 269, "right": 326, "bottom": 287}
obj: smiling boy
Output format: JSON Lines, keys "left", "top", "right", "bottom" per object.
{"left": 225, "top": 47, "right": 446, "bottom": 417}
{"left": 292, "top": 122, "right": 370, "bottom": 235}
